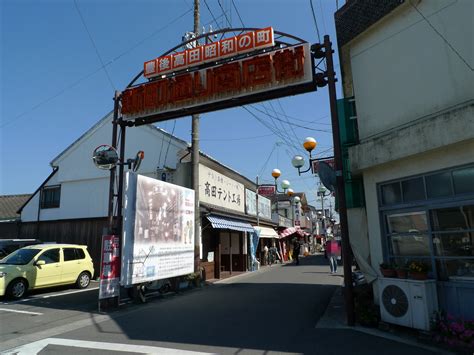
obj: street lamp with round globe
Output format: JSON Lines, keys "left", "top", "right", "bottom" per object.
{"left": 281, "top": 179, "right": 290, "bottom": 191}
{"left": 293, "top": 196, "right": 301, "bottom": 204}
{"left": 291, "top": 155, "right": 305, "bottom": 169}
{"left": 303, "top": 137, "right": 317, "bottom": 153}
{"left": 271, "top": 168, "right": 281, "bottom": 179}
{"left": 287, "top": 188, "right": 294, "bottom": 196}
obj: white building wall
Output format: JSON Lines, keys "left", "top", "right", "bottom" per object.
{"left": 350, "top": 0, "right": 474, "bottom": 140}
{"left": 21, "top": 113, "right": 187, "bottom": 222}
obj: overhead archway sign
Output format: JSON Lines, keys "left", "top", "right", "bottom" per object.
{"left": 120, "top": 28, "right": 319, "bottom": 126}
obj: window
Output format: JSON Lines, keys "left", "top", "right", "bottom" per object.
{"left": 63, "top": 248, "right": 86, "bottom": 261}
{"left": 426, "top": 172, "right": 452, "bottom": 199}
{"left": 63, "top": 248, "right": 76, "bottom": 261}
{"left": 401, "top": 177, "right": 425, "bottom": 202}
{"left": 453, "top": 167, "right": 474, "bottom": 195}
{"left": 386, "top": 212, "right": 430, "bottom": 257}
{"left": 38, "top": 248, "right": 60, "bottom": 264}
{"left": 41, "top": 186, "right": 61, "bottom": 209}
{"left": 75, "top": 248, "right": 85, "bottom": 259}
{"left": 381, "top": 182, "right": 402, "bottom": 205}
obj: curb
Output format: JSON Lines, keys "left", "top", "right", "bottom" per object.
{"left": 316, "top": 286, "right": 454, "bottom": 354}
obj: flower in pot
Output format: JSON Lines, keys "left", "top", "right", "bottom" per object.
{"left": 408, "top": 261, "right": 429, "bottom": 280}
{"left": 379, "top": 262, "right": 396, "bottom": 278}
{"left": 395, "top": 263, "right": 408, "bottom": 279}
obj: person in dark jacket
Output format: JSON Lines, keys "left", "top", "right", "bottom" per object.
{"left": 293, "top": 239, "right": 301, "bottom": 265}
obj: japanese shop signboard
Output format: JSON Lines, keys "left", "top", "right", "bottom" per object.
{"left": 99, "top": 235, "right": 120, "bottom": 299}
{"left": 121, "top": 31, "right": 315, "bottom": 124}
{"left": 144, "top": 27, "right": 275, "bottom": 78}
{"left": 257, "top": 185, "right": 276, "bottom": 196}
{"left": 199, "top": 164, "right": 244, "bottom": 213}
{"left": 244, "top": 189, "right": 271, "bottom": 220}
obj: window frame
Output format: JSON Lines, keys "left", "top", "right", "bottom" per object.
{"left": 40, "top": 185, "right": 61, "bottom": 209}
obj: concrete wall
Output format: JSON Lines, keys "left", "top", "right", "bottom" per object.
{"left": 349, "top": 0, "right": 473, "bottom": 140}
{"left": 363, "top": 139, "right": 474, "bottom": 269}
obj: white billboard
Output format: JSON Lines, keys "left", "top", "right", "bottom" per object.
{"left": 121, "top": 173, "right": 195, "bottom": 286}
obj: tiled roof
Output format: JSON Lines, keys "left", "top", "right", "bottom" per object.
{"left": 335, "top": 0, "right": 404, "bottom": 47}
{"left": 0, "top": 194, "right": 32, "bottom": 221}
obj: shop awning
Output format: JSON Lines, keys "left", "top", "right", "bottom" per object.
{"left": 207, "top": 215, "right": 255, "bottom": 233}
{"left": 253, "top": 226, "right": 278, "bottom": 239}
{"left": 279, "top": 227, "right": 309, "bottom": 238}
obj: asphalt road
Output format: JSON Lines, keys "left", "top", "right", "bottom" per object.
{"left": 0, "top": 255, "right": 443, "bottom": 354}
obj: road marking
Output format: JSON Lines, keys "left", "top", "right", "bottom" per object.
{"left": 0, "top": 308, "right": 43, "bottom": 315}
{"left": 3, "top": 337, "right": 215, "bottom": 354}
{"left": 1, "top": 286, "right": 99, "bottom": 305}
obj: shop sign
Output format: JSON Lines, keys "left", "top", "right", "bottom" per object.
{"left": 121, "top": 42, "right": 314, "bottom": 123}
{"left": 245, "top": 189, "right": 257, "bottom": 216}
{"left": 199, "top": 164, "right": 244, "bottom": 213}
{"left": 144, "top": 27, "right": 275, "bottom": 78}
{"left": 99, "top": 235, "right": 120, "bottom": 299}
{"left": 312, "top": 157, "right": 335, "bottom": 173}
{"left": 294, "top": 204, "right": 301, "bottom": 226}
{"left": 277, "top": 200, "right": 291, "bottom": 209}
{"left": 278, "top": 215, "right": 293, "bottom": 228}
{"left": 258, "top": 195, "right": 271, "bottom": 220}
{"left": 257, "top": 185, "right": 275, "bottom": 196}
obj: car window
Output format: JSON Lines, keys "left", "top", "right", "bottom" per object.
{"left": 63, "top": 248, "right": 76, "bottom": 261}
{"left": 0, "top": 248, "right": 41, "bottom": 265}
{"left": 75, "top": 248, "right": 86, "bottom": 259}
{"left": 38, "top": 248, "right": 60, "bottom": 264}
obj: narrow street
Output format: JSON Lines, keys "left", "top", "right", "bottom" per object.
{"left": 1, "top": 255, "right": 443, "bottom": 354}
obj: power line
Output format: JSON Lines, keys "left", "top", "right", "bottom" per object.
{"left": 203, "top": 0, "right": 221, "bottom": 29}
{"left": 248, "top": 105, "right": 332, "bottom": 133}
{"left": 73, "top": 0, "right": 115, "bottom": 91}
{"left": 201, "top": 133, "right": 275, "bottom": 141}
{"left": 217, "top": 0, "right": 232, "bottom": 27}
{"left": 309, "top": 0, "right": 321, "bottom": 43}
{"left": 231, "top": 0, "right": 245, "bottom": 27}
{"left": 1, "top": 7, "right": 193, "bottom": 129}
{"left": 410, "top": 0, "right": 473, "bottom": 72}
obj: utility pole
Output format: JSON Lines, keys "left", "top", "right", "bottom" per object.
{"left": 324, "top": 34, "right": 355, "bottom": 326}
{"left": 192, "top": 0, "right": 201, "bottom": 274}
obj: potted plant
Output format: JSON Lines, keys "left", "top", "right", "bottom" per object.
{"left": 186, "top": 271, "right": 202, "bottom": 288}
{"left": 395, "top": 263, "right": 408, "bottom": 279}
{"left": 379, "top": 262, "right": 396, "bottom": 278}
{"left": 408, "top": 261, "right": 429, "bottom": 280}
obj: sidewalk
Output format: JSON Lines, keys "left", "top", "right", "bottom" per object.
{"left": 316, "top": 284, "right": 455, "bottom": 354}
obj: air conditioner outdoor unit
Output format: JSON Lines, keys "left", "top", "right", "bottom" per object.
{"left": 378, "top": 278, "right": 438, "bottom": 331}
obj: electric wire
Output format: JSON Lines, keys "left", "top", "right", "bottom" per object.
{"left": 201, "top": 133, "right": 275, "bottom": 141}
{"left": 2, "top": 7, "right": 193, "bottom": 129}
{"left": 248, "top": 105, "right": 332, "bottom": 133}
{"left": 258, "top": 142, "right": 277, "bottom": 178}
{"left": 410, "top": 0, "right": 473, "bottom": 72}
{"left": 73, "top": 0, "right": 116, "bottom": 91}
{"left": 217, "top": 0, "right": 232, "bottom": 27}
{"left": 163, "top": 120, "right": 177, "bottom": 168}
{"left": 230, "top": 0, "right": 245, "bottom": 27}
{"left": 309, "top": 0, "right": 321, "bottom": 43}
{"left": 203, "top": 0, "right": 221, "bottom": 29}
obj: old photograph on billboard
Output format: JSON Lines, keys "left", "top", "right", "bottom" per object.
{"left": 121, "top": 173, "right": 195, "bottom": 286}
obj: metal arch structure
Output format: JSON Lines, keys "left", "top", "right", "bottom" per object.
{"left": 125, "top": 27, "right": 309, "bottom": 89}
{"left": 106, "top": 29, "right": 355, "bottom": 325}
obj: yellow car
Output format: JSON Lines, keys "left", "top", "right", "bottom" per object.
{"left": 0, "top": 244, "right": 94, "bottom": 299}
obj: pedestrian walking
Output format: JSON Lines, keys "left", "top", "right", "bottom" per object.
{"left": 263, "top": 245, "right": 269, "bottom": 266}
{"left": 293, "top": 239, "right": 300, "bottom": 265}
{"left": 326, "top": 239, "right": 341, "bottom": 273}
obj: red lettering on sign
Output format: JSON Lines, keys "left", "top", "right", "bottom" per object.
{"left": 255, "top": 27, "right": 274, "bottom": 48}
{"left": 242, "top": 54, "right": 272, "bottom": 88}
{"left": 213, "top": 62, "right": 241, "bottom": 93}
{"left": 170, "top": 74, "right": 193, "bottom": 102}
{"left": 236, "top": 32, "right": 255, "bottom": 52}
{"left": 203, "top": 42, "right": 219, "bottom": 62}
{"left": 273, "top": 46, "right": 305, "bottom": 82}
{"left": 194, "top": 70, "right": 213, "bottom": 98}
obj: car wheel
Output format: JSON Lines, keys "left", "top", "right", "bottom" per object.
{"left": 7, "top": 279, "right": 27, "bottom": 299}
{"left": 76, "top": 272, "right": 91, "bottom": 289}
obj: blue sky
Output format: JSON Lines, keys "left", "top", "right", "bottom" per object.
{"left": 1, "top": 0, "right": 342, "bottom": 209}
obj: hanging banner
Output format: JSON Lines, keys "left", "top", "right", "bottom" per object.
{"left": 99, "top": 235, "right": 120, "bottom": 300}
